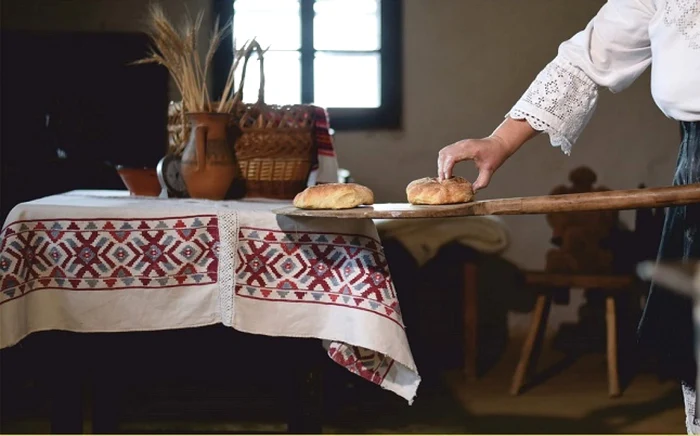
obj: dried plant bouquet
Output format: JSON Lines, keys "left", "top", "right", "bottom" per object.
{"left": 135, "top": 3, "right": 254, "bottom": 114}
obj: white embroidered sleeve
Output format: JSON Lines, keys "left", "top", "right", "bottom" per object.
{"left": 508, "top": 57, "right": 598, "bottom": 155}
{"left": 507, "top": 0, "right": 655, "bottom": 154}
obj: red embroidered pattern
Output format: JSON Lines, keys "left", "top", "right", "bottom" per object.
{"left": 235, "top": 227, "right": 403, "bottom": 326}
{"left": 327, "top": 343, "right": 395, "bottom": 385}
{"left": 235, "top": 226, "right": 404, "bottom": 387}
{"left": 0, "top": 216, "right": 219, "bottom": 304}
{"left": 1, "top": 218, "right": 406, "bottom": 390}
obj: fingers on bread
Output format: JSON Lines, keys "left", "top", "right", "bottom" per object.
{"left": 406, "top": 176, "right": 474, "bottom": 205}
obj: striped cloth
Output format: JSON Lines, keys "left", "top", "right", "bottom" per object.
{"left": 308, "top": 106, "right": 339, "bottom": 185}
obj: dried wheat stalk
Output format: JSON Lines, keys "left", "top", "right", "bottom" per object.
{"left": 217, "top": 41, "right": 252, "bottom": 113}
{"left": 134, "top": 3, "right": 254, "bottom": 114}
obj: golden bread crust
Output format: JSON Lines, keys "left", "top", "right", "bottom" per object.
{"left": 406, "top": 176, "right": 474, "bottom": 205}
{"left": 293, "top": 183, "right": 375, "bottom": 210}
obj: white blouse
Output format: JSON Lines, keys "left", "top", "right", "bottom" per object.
{"left": 508, "top": 0, "right": 700, "bottom": 155}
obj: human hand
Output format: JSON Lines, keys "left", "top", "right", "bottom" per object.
{"left": 436, "top": 118, "right": 539, "bottom": 191}
{"left": 437, "top": 136, "right": 513, "bottom": 191}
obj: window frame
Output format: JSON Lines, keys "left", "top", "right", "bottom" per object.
{"left": 212, "top": 0, "right": 403, "bottom": 130}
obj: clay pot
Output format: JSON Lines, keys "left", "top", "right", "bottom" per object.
{"left": 180, "top": 112, "right": 240, "bottom": 200}
{"left": 116, "top": 167, "right": 162, "bottom": 197}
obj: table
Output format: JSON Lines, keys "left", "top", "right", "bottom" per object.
{"left": 0, "top": 191, "right": 420, "bottom": 406}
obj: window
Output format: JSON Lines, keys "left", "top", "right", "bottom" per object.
{"left": 213, "top": 0, "right": 403, "bottom": 130}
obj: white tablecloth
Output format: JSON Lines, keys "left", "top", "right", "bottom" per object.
{"left": 0, "top": 190, "right": 420, "bottom": 403}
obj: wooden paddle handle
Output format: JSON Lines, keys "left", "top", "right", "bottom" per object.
{"left": 273, "top": 183, "right": 700, "bottom": 219}
{"left": 470, "top": 183, "right": 700, "bottom": 215}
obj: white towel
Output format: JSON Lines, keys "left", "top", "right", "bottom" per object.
{"left": 374, "top": 216, "right": 510, "bottom": 267}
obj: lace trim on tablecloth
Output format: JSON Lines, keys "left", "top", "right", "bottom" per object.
{"left": 216, "top": 209, "right": 239, "bottom": 327}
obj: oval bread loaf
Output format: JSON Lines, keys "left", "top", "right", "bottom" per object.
{"left": 406, "top": 176, "right": 474, "bottom": 205}
{"left": 293, "top": 183, "right": 375, "bottom": 210}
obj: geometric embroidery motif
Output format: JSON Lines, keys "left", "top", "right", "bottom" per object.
{"left": 1, "top": 217, "right": 408, "bottom": 392}
{"left": 235, "top": 227, "right": 404, "bottom": 327}
{"left": 327, "top": 342, "right": 395, "bottom": 386}
{"left": 663, "top": 0, "right": 700, "bottom": 50}
{"left": 235, "top": 226, "right": 404, "bottom": 387}
{"left": 0, "top": 215, "right": 219, "bottom": 305}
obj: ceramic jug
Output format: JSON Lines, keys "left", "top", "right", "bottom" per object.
{"left": 180, "top": 112, "right": 240, "bottom": 200}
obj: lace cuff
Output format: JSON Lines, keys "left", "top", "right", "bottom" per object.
{"left": 507, "top": 56, "right": 599, "bottom": 155}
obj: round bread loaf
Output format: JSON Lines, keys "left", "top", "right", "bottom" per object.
{"left": 293, "top": 183, "right": 375, "bottom": 210}
{"left": 406, "top": 176, "right": 474, "bottom": 205}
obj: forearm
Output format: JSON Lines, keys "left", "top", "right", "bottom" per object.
{"left": 489, "top": 117, "right": 539, "bottom": 156}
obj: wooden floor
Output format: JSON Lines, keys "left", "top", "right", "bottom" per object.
{"left": 2, "top": 336, "right": 686, "bottom": 434}
{"left": 444, "top": 339, "right": 686, "bottom": 434}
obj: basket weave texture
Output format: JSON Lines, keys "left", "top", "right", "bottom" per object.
{"left": 167, "top": 41, "right": 318, "bottom": 199}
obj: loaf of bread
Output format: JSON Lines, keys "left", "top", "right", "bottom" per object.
{"left": 406, "top": 176, "right": 474, "bottom": 205}
{"left": 293, "top": 183, "right": 375, "bottom": 210}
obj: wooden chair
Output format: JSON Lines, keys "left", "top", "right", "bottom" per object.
{"left": 509, "top": 196, "right": 664, "bottom": 397}
{"left": 509, "top": 271, "right": 641, "bottom": 397}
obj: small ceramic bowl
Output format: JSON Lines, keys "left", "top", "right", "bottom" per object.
{"left": 116, "top": 166, "right": 162, "bottom": 197}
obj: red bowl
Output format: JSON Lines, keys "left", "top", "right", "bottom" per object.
{"left": 116, "top": 167, "right": 162, "bottom": 197}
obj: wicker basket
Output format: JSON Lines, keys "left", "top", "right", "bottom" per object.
{"left": 167, "top": 41, "right": 318, "bottom": 200}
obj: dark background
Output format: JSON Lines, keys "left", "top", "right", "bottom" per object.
{"left": 0, "top": 31, "right": 169, "bottom": 222}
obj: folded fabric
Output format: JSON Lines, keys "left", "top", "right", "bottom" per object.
{"left": 374, "top": 216, "right": 510, "bottom": 267}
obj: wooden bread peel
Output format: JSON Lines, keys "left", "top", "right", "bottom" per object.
{"left": 273, "top": 183, "right": 700, "bottom": 219}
